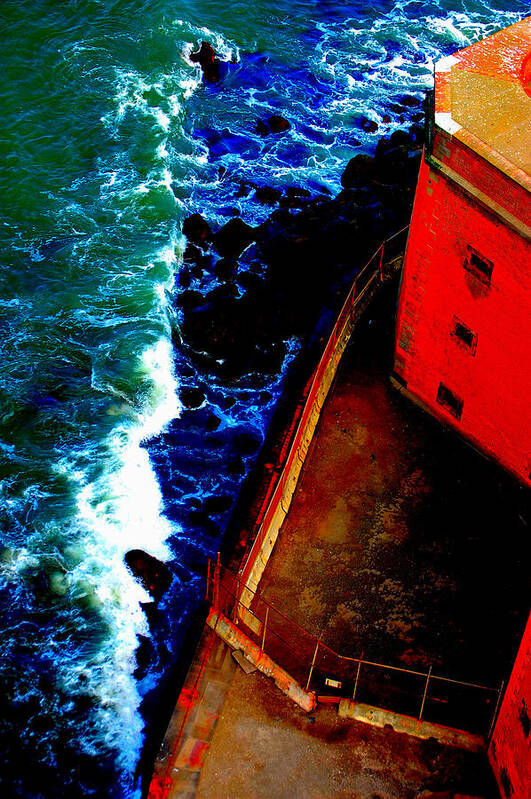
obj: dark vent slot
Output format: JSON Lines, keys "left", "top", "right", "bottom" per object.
{"left": 437, "top": 383, "right": 463, "bottom": 420}
{"left": 465, "top": 248, "right": 493, "bottom": 286}
{"left": 452, "top": 318, "right": 478, "bottom": 353}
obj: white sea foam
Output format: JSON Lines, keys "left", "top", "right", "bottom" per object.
{"left": 64, "top": 330, "right": 181, "bottom": 774}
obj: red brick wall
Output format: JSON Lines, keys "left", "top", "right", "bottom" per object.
{"left": 489, "top": 613, "right": 531, "bottom": 798}
{"left": 431, "top": 130, "right": 531, "bottom": 228}
{"left": 394, "top": 154, "right": 531, "bottom": 484}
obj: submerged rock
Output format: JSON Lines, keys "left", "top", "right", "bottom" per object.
{"left": 256, "top": 115, "right": 291, "bottom": 135}
{"left": 125, "top": 550, "right": 172, "bottom": 602}
{"left": 254, "top": 186, "right": 282, "bottom": 205}
{"left": 268, "top": 114, "right": 291, "bottom": 133}
{"left": 180, "top": 387, "right": 205, "bottom": 409}
{"left": 359, "top": 116, "right": 378, "bottom": 133}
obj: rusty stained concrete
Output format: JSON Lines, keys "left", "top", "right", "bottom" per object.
{"left": 196, "top": 666, "right": 496, "bottom": 799}
{"left": 257, "top": 287, "right": 529, "bottom": 681}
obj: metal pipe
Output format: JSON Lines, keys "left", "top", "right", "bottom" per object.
{"left": 352, "top": 651, "right": 364, "bottom": 703}
{"left": 306, "top": 640, "right": 320, "bottom": 692}
{"left": 205, "top": 558, "right": 211, "bottom": 602}
{"left": 487, "top": 679, "right": 505, "bottom": 741}
{"left": 261, "top": 606, "right": 269, "bottom": 652}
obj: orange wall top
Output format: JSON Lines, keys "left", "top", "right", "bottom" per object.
{"left": 434, "top": 16, "right": 531, "bottom": 191}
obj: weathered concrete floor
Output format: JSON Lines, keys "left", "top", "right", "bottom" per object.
{"left": 258, "top": 297, "right": 529, "bottom": 683}
{"left": 196, "top": 666, "right": 496, "bottom": 799}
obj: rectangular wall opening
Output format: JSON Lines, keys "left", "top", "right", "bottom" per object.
{"left": 437, "top": 383, "right": 463, "bottom": 420}
{"left": 465, "top": 247, "right": 493, "bottom": 286}
{"left": 452, "top": 317, "right": 478, "bottom": 354}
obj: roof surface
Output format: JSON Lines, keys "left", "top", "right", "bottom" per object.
{"left": 434, "top": 16, "right": 531, "bottom": 190}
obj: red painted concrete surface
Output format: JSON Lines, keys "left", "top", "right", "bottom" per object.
{"left": 394, "top": 152, "right": 531, "bottom": 484}
{"left": 395, "top": 21, "right": 531, "bottom": 485}
{"left": 489, "top": 612, "right": 531, "bottom": 798}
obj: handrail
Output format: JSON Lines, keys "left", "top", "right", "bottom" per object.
{"left": 210, "top": 559, "right": 498, "bottom": 695}
{"left": 237, "top": 225, "right": 409, "bottom": 595}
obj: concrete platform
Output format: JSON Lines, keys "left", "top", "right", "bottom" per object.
{"left": 195, "top": 667, "right": 496, "bottom": 799}
{"left": 257, "top": 292, "right": 529, "bottom": 683}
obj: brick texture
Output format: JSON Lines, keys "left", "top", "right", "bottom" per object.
{"left": 394, "top": 153, "right": 531, "bottom": 485}
{"left": 488, "top": 613, "right": 531, "bottom": 798}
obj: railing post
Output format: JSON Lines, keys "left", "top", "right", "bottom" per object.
{"left": 418, "top": 665, "right": 432, "bottom": 726}
{"left": 205, "top": 558, "right": 212, "bottom": 602}
{"left": 305, "top": 639, "right": 320, "bottom": 692}
{"left": 261, "top": 606, "right": 269, "bottom": 652}
{"left": 378, "top": 244, "right": 385, "bottom": 281}
{"left": 352, "top": 652, "right": 364, "bottom": 703}
{"left": 213, "top": 552, "right": 221, "bottom": 613}
{"left": 487, "top": 679, "right": 505, "bottom": 741}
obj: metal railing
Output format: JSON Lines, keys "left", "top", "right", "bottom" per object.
{"left": 236, "top": 226, "right": 409, "bottom": 606}
{"left": 207, "top": 559, "right": 504, "bottom": 739}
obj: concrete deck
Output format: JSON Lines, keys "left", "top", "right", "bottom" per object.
{"left": 258, "top": 293, "right": 528, "bottom": 682}
{"left": 197, "top": 667, "right": 496, "bottom": 799}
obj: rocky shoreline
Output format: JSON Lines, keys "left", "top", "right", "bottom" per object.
{"left": 129, "top": 42, "right": 426, "bottom": 787}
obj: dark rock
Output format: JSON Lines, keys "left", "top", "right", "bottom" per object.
{"left": 205, "top": 413, "right": 221, "bottom": 432}
{"left": 214, "top": 258, "right": 238, "bottom": 280}
{"left": 256, "top": 119, "right": 270, "bottom": 136}
{"left": 178, "top": 267, "right": 191, "bottom": 289}
{"left": 409, "top": 124, "right": 425, "bottom": 146}
{"left": 187, "top": 510, "right": 221, "bottom": 537}
{"left": 237, "top": 271, "right": 264, "bottom": 291}
{"left": 125, "top": 550, "right": 172, "bottom": 602}
{"left": 400, "top": 94, "right": 421, "bottom": 107}
{"left": 134, "top": 635, "right": 154, "bottom": 678}
{"left": 390, "top": 129, "right": 414, "bottom": 147}
{"left": 190, "top": 264, "right": 203, "bottom": 280}
{"left": 285, "top": 187, "right": 311, "bottom": 199}
{"left": 256, "top": 115, "right": 291, "bottom": 135}
{"left": 214, "top": 217, "right": 256, "bottom": 258}
{"left": 183, "top": 242, "right": 202, "bottom": 264}
{"left": 206, "top": 283, "right": 239, "bottom": 302}
{"left": 177, "top": 289, "right": 204, "bottom": 310}
{"left": 180, "top": 387, "right": 205, "bottom": 409}
{"left": 254, "top": 186, "right": 282, "bottom": 205}
{"left": 140, "top": 601, "right": 161, "bottom": 626}
{"left": 203, "top": 495, "right": 233, "bottom": 515}
{"left": 234, "top": 430, "right": 261, "bottom": 455}
{"left": 382, "top": 114, "right": 391, "bottom": 123}
{"left": 182, "top": 213, "right": 212, "bottom": 246}
{"left": 236, "top": 181, "right": 256, "bottom": 198}
{"left": 360, "top": 116, "right": 378, "bottom": 133}
{"left": 226, "top": 456, "right": 245, "bottom": 475}
{"left": 341, "top": 154, "right": 378, "bottom": 187}
{"left": 189, "top": 41, "right": 221, "bottom": 84}
{"left": 268, "top": 115, "right": 291, "bottom": 133}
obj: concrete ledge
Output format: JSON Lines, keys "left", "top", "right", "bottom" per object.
{"left": 207, "top": 610, "right": 317, "bottom": 713}
{"left": 338, "top": 701, "right": 485, "bottom": 753}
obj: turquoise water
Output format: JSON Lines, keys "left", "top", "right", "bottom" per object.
{"left": 0, "top": 1, "right": 527, "bottom": 796}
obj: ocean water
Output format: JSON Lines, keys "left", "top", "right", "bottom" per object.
{"left": 0, "top": 1, "right": 527, "bottom": 796}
